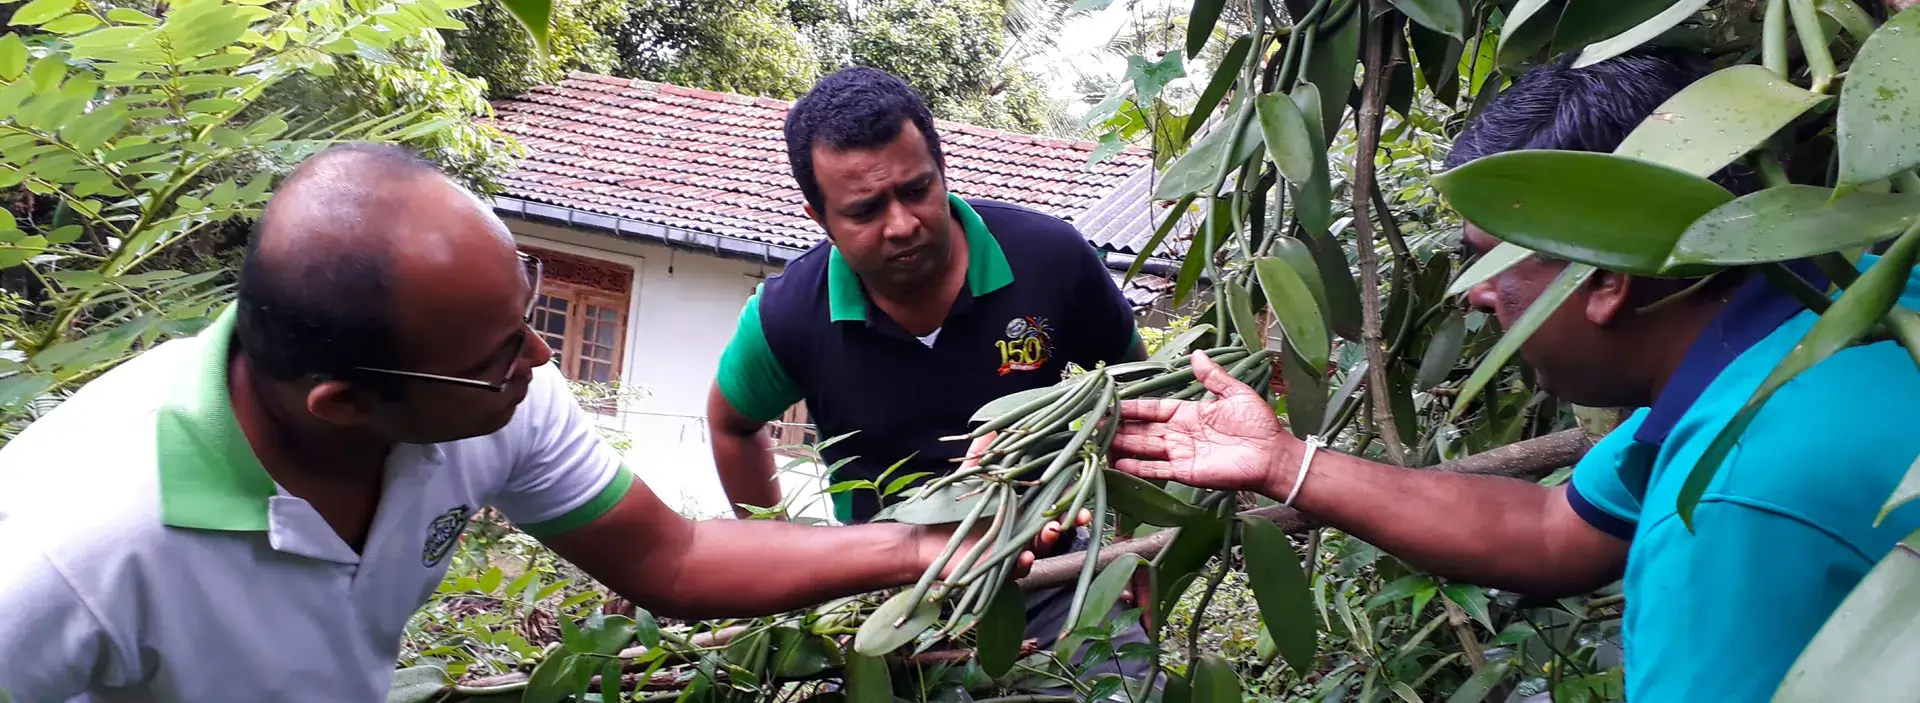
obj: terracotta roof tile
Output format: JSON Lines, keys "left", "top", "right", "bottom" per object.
{"left": 490, "top": 72, "right": 1154, "bottom": 250}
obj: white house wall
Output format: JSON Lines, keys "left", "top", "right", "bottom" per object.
{"left": 505, "top": 219, "right": 834, "bottom": 522}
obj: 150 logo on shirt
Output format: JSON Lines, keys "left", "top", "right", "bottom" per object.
{"left": 997, "top": 316, "right": 1052, "bottom": 376}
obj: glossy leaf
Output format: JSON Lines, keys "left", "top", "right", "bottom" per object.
{"left": 1105, "top": 468, "right": 1210, "bottom": 526}
{"left": 1771, "top": 530, "right": 1920, "bottom": 702}
{"left": 853, "top": 589, "right": 941, "bottom": 655}
{"left": 1056, "top": 553, "right": 1146, "bottom": 657}
{"left": 1185, "top": 0, "right": 1226, "bottom": 58}
{"left": 1497, "top": 0, "right": 1555, "bottom": 57}
{"left": 844, "top": 651, "right": 893, "bottom": 703}
{"left": 1304, "top": 15, "right": 1362, "bottom": 138}
{"left": 1128, "top": 193, "right": 1197, "bottom": 282}
{"left": 1572, "top": 0, "right": 1713, "bottom": 68}
{"left": 1449, "top": 264, "right": 1599, "bottom": 420}
{"left": 1448, "top": 241, "right": 1532, "bottom": 297}
{"left": 977, "top": 578, "right": 1026, "bottom": 678}
{"left": 1240, "top": 516, "right": 1319, "bottom": 673}
{"left": 769, "top": 627, "right": 834, "bottom": 678}
{"left": 1416, "top": 312, "right": 1467, "bottom": 390}
{"left": 387, "top": 664, "right": 451, "bottom": 703}
{"left": 41, "top": 14, "right": 99, "bottom": 33}
{"left": 1390, "top": 0, "right": 1464, "bottom": 39}
{"left": 1290, "top": 83, "right": 1336, "bottom": 241}
{"left": 522, "top": 651, "right": 578, "bottom": 703}
{"left": 1255, "top": 256, "right": 1330, "bottom": 372}
{"left": 970, "top": 384, "right": 1060, "bottom": 424}
{"left": 1271, "top": 237, "right": 1331, "bottom": 325}
{"left": 1672, "top": 186, "right": 1920, "bottom": 267}
{"left": 1186, "top": 35, "right": 1252, "bottom": 142}
{"left": 1882, "top": 453, "right": 1920, "bottom": 527}
{"left": 1256, "top": 92, "right": 1315, "bottom": 185}
{"left": 8, "top": 0, "right": 77, "bottom": 26}
{"left": 1680, "top": 232, "right": 1920, "bottom": 527}
{"left": 1154, "top": 102, "right": 1261, "bottom": 200}
{"left": 1553, "top": 0, "right": 1682, "bottom": 55}
{"left": 0, "top": 34, "right": 23, "bottom": 81}
{"left": 499, "top": 0, "right": 553, "bottom": 56}
{"left": 1152, "top": 519, "right": 1227, "bottom": 635}
{"left": 1190, "top": 653, "right": 1242, "bottom": 703}
{"left": 1410, "top": 23, "right": 1462, "bottom": 104}
{"left": 1440, "top": 583, "right": 1494, "bottom": 632}
{"left": 584, "top": 614, "right": 637, "bottom": 655}
{"left": 1616, "top": 65, "right": 1829, "bottom": 179}
{"left": 886, "top": 483, "right": 988, "bottom": 525}
{"left": 1226, "top": 279, "right": 1263, "bottom": 352}
{"left": 1282, "top": 340, "right": 1329, "bottom": 438}
{"left": 1837, "top": 5, "right": 1920, "bottom": 187}
{"left": 1392, "top": 682, "right": 1425, "bottom": 703}
{"left": 1150, "top": 322, "right": 1217, "bottom": 362}
{"left": 1304, "top": 230, "right": 1362, "bottom": 342}
{"left": 1433, "top": 150, "right": 1734, "bottom": 277}
{"left": 1819, "top": 0, "right": 1878, "bottom": 43}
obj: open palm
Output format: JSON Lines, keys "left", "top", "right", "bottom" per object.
{"left": 1109, "top": 351, "right": 1298, "bottom": 494}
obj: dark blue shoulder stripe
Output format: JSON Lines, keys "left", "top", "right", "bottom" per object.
{"left": 1566, "top": 482, "right": 1637, "bottom": 541}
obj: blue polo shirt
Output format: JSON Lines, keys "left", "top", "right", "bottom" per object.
{"left": 1565, "top": 255, "right": 1920, "bottom": 701}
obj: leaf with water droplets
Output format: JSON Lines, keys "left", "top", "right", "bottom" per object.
{"left": 1838, "top": 5, "right": 1920, "bottom": 187}
{"left": 1616, "top": 65, "right": 1829, "bottom": 180}
{"left": 1671, "top": 185, "right": 1920, "bottom": 267}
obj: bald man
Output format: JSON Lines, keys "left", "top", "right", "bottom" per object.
{"left": 0, "top": 143, "right": 1075, "bottom": 702}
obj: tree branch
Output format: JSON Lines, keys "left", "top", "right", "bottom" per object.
{"left": 1351, "top": 4, "right": 1407, "bottom": 465}
{"left": 1017, "top": 428, "right": 1595, "bottom": 589}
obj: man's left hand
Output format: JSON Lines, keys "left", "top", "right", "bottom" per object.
{"left": 911, "top": 433, "right": 1090, "bottom": 580}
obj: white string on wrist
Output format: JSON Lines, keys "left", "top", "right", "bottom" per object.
{"left": 1284, "top": 435, "right": 1326, "bottom": 508}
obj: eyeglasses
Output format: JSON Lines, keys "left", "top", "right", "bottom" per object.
{"left": 348, "top": 252, "right": 544, "bottom": 393}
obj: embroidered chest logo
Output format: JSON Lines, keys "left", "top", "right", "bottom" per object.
{"left": 422, "top": 505, "right": 473, "bottom": 568}
{"left": 996, "top": 316, "right": 1052, "bottom": 375}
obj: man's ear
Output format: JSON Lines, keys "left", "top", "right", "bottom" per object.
{"left": 307, "top": 380, "right": 376, "bottom": 427}
{"left": 1586, "top": 271, "right": 1634, "bottom": 327}
{"left": 804, "top": 204, "right": 832, "bottom": 241}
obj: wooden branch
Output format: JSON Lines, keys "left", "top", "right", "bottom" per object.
{"left": 1016, "top": 428, "right": 1596, "bottom": 590}
{"left": 1351, "top": 3, "right": 1407, "bottom": 465}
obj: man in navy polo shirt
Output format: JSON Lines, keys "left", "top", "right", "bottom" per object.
{"left": 1105, "top": 48, "right": 1920, "bottom": 702}
{"left": 705, "top": 66, "right": 1151, "bottom": 682}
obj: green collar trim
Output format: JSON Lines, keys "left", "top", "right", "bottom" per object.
{"left": 826, "top": 194, "right": 1016, "bottom": 323}
{"left": 155, "top": 304, "right": 278, "bottom": 531}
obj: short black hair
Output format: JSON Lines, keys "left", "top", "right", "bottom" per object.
{"left": 784, "top": 66, "right": 946, "bottom": 215}
{"left": 1446, "top": 47, "right": 1760, "bottom": 195}
{"left": 233, "top": 142, "right": 442, "bottom": 393}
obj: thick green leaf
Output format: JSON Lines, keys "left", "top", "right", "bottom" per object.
{"left": 1391, "top": 682, "right": 1425, "bottom": 703}
{"left": 1678, "top": 228, "right": 1920, "bottom": 527}
{"left": 1672, "top": 186, "right": 1920, "bottom": 267}
{"left": 1449, "top": 264, "right": 1599, "bottom": 420}
{"left": 1880, "top": 452, "right": 1920, "bottom": 524}
{"left": 1283, "top": 340, "right": 1328, "bottom": 438}
{"left": 1303, "top": 230, "right": 1362, "bottom": 341}
{"left": 1256, "top": 92, "right": 1315, "bottom": 185}
{"left": 1105, "top": 468, "right": 1209, "bottom": 526}
{"left": 386, "top": 664, "right": 450, "bottom": 703}
{"left": 1837, "top": 5, "right": 1920, "bottom": 187}
{"left": 1448, "top": 242, "right": 1533, "bottom": 297}
{"left": 1270, "top": 237, "right": 1331, "bottom": 323}
{"left": 1616, "top": 65, "right": 1829, "bottom": 179}
{"left": 1416, "top": 312, "right": 1468, "bottom": 390}
{"left": 1155, "top": 101, "right": 1262, "bottom": 201}
{"left": 1226, "top": 279, "right": 1263, "bottom": 352}
{"left": 977, "top": 577, "right": 1026, "bottom": 678}
{"left": 1186, "top": 36, "right": 1252, "bottom": 142}
{"left": 1289, "top": 83, "right": 1335, "bottom": 240}
{"left": 42, "top": 13, "right": 100, "bottom": 34}
{"left": 1497, "top": 0, "right": 1556, "bottom": 58}
{"left": 1553, "top": 0, "right": 1678, "bottom": 55}
{"left": 1190, "top": 653, "right": 1242, "bottom": 703}
{"left": 1390, "top": 0, "right": 1464, "bottom": 39}
{"left": 969, "top": 384, "right": 1060, "bottom": 424}
{"left": 1152, "top": 519, "right": 1227, "bottom": 636}
{"left": 1185, "top": 0, "right": 1226, "bottom": 58}
{"left": 1239, "top": 516, "right": 1319, "bottom": 673}
{"left": 1410, "top": 23, "right": 1463, "bottom": 104}
{"left": 1176, "top": 198, "right": 1235, "bottom": 305}
{"left": 499, "top": 0, "right": 553, "bottom": 55}
{"left": 522, "top": 651, "right": 577, "bottom": 703}
{"left": 853, "top": 589, "right": 941, "bottom": 655}
{"left": 1255, "top": 257, "right": 1330, "bottom": 373}
{"left": 1819, "top": 0, "right": 1878, "bottom": 43}
{"left": 584, "top": 614, "right": 637, "bottom": 655}
{"left": 1771, "top": 530, "right": 1920, "bottom": 702}
{"left": 844, "top": 651, "right": 893, "bottom": 703}
{"left": 1150, "top": 323, "right": 1216, "bottom": 362}
{"left": 886, "top": 482, "right": 988, "bottom": 525}
{"left": 1056, "top": 553, "right": 1146, "bottom": 656}
{"left": 1432, "top": 150, "right": 1734, "bottom": 277}
{"left": 0, "top": 34, "right": 24, "bottom": 80}
{"left": 1572, "top": 0, "right": 1713, "bottom": 68}
{"left": 1303, "top": 13, "right": 1362, "bottom": 138}
{"left": 8, "top": 0, "right": 77, "bottom": 26}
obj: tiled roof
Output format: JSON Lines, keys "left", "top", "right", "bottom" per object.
{"left": 1076, "top": 165, "right": 1204, "bottom": 258}
{"left": 489, "top": 72, "right": 1157, "bottom": 252}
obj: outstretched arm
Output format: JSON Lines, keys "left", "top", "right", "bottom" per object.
{"left": 1111, "top": 352, "right": 1627, "bottom": 597}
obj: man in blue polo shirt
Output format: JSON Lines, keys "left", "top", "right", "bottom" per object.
{"left": 1103, "top": 48, "right": 1920, "bottom": 702}
{"left": 705, "top": 67, "right": 1151, "bottom": 683}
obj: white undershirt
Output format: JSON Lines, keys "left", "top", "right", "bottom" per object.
{"left": 917, "top": 327, "right": 942, "bottom": 347}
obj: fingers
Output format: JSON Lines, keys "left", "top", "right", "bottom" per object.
{"left": 1118, "top": 397, "right": 1182, "bottom": 423}
{"left": 1110, "top": 426, "right": 1172, "bottom": 458}
{"left": 958, "top": 432, "right": 997, "bottom": 470}
{"left": 1192, "top": 350, "right": 1258, "bottom": 399}
{"left": 1112, "top": 457, "right": 1178, "bottom": 481}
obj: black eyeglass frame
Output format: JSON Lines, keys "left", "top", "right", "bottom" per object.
{"left": 348, "top": 252, "right": 544, "bottom": 393}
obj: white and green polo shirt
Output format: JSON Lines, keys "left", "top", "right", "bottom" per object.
{"left": 0, "top": 306, "right": 633, "bottom": 702}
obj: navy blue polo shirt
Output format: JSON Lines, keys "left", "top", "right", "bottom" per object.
{"left": 716, "top": 194, "right": 1144, "bottom": 523}
{"left": 1561, "top": 256, "right": 1920, "bottom": 701}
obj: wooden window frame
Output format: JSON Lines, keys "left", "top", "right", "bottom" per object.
{"left": 769, "top": 402, "right": 817, "bottom": 456}
{"left": 520, "top": 246, "right": 633, "bottom": 414}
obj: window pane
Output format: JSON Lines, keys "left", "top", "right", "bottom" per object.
{"left": 533, "top": 294, "right": 569, "bottom": 355}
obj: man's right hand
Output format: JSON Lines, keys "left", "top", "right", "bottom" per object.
{"left": 1109, "top": 351, "right": 1304, "bottom": 500}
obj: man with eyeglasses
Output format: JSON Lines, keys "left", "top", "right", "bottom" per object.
{"left": 0, "top": 143, "right": 1077, "bottom": 702}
